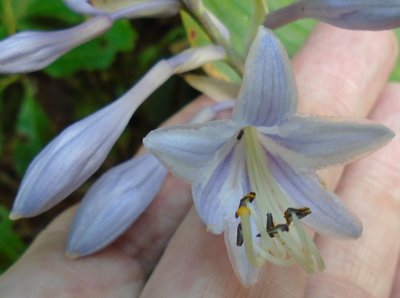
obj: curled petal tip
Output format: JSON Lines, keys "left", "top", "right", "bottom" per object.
{"left": 9, "top": 213, "right": 23, "bottom": 220}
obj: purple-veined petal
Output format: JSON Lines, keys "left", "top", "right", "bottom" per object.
{"left": 233, "top": 27, "right": 297, "bottom": 127}
{"left": 67, "top": 153, "right": 167, "bottom": 257}
{"left": 64, "top": 0, "right": 179, "bottom": 20}
{"left": 192, "top": 142, "right": 250, "bottom": 233}
{"left": 265, "top": 0, "right": 400, "bottom": 31}
{"left": 259, "top": 115, "right": 395, "bottom": 170}
{"left": 224, "top": 218, "right": 261, "bottom": 286}
{"left": 143, "top": 120, "right": 239, "bottom": 182}
{"left": 109, "top": 0, "right": 180, "bottom": 20}
{"left": 10, "top": 46, "right": 225, "bottom": 219}
{"left": 10, "top": 60, "right": 174, "bottom": 219}
{"left": 0, "top": 16, "right": 112, "bottom": 73}
{"left": 63, "top": 0, "right": 105, "bottom": 15}
{"left": 268, "top": 154, "right": 362, "bottom": 238}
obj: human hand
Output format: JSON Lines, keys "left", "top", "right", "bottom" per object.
{"left": 1, "top": 24, "right": 399, "bottom": 298}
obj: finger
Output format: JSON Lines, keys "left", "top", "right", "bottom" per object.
{"left": 0, "top": 207, "right": 144, "bottom": 297}
{"left": 139, "top": 25, "right": 397, "bottom": 296}
{"left": 306, "top": 83, "right": 400, "bottom": 298}
{"left": 390, "top": 257, "right": 400, "bottom": 298}
{"left": 294, "top": 24, "right": 397, "bottom": 117}
{"left": 293, "top": 24, "right": 398, "bottom": 189}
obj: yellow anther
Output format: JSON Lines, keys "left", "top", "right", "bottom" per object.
{"left": 236, "top": 206, "right": 251, "bottom": 218}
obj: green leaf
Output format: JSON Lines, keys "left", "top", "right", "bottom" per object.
{"left": 13, "top": 87, "right": 53, "bottom": 175}
{"left": 202, "top": 0, "right": 264, "bottom": 58}
{"left": 180, "top": 10, "right": 241, "bottom": 83}
{"left": 44, "top": 20, "right": 137, "bottom": 77}
{"left": 0, "top": 204, "right": 25, "bottom": 273}
{"left": 390, "top": 29, "right": 400, "bottom": 81}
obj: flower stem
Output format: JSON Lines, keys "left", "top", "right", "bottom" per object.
{"left": 264, "top": 2, "right": 304, "bottom": 30}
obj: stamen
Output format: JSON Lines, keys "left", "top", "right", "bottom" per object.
{"left": 284, "top": 207, "right": 311, "bottom": 225}
{"left": 235, "top": 192, "right": 256, "bottom": 218}
{"left": 236, "top": 205, "right": 263, "bottom": 267}
{"left": 236, "top": 223, "right": 243, "bottom": 246}
{"left": 236, "top": 129, "right": 244, "bottom": 140}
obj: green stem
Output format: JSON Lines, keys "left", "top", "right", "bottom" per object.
{"left": 183, "top": 2, "right": 244, "bottom": 75}
{"left": 2, "top": 0, "right": 16, "bottom": 34}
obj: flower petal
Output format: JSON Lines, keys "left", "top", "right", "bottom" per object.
{"left": 143, "top": 120, "right": 238, "bottom": 182}
{"left": 10, "top": 95, "right": 136, "bottom": 219}
{"left": 67, "top": 153, "right": 167, "bottom": 257}
{"left": 64, "top": 0, "right": 179, "bottom": 19}
{"left": 300, "top": 0, "right": 400, "bottom": 31}
{"left": 233, "top": 27, "right": 297, "bottom": 127}
{"left": 192, "top": 142, "right": 250, "bottom": 233}
{"left": 224, "top": 218, "right": 261, "bottom": 286}
{"left": 260, "top": 115, "right": 395, "bottom": 169}
{"left": 10, "top": 60, "right": 175, "bottom": 219}
{"left": 268, "top": 154, "right": 362, "bottom": 238}
{"left": 0, "top": 16, "right": 112, "bottom": 73}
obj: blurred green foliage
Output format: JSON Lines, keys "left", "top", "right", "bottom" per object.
{"left": 0, "top": 205, "right": 25, "bottom": 274}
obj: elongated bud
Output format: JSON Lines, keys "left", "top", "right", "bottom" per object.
{"left": 265, "top": 1, "right": 400, "bottom": 31}
{"left": 0, "top": 16, "right": 112, "bottom": 73}
{"left": 64, "top": 0, "right": 180, "bottom": 20}
{"left": 66, "top": 153, "right": 167, "bottom": 257}
{"left": 66, "top": 99, "right": 234, "bottom": 257}
{"left": 10, "top": 46, "right": 225, "bottom": 219}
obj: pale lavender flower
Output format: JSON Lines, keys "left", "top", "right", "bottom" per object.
{"left": 63, "top": 0, "right": 180, "bottom": 21}
{"left": 66, "top": 153, "right": 168, "bottom": 257}
{"left": 0, "top": 0, "right": 180, "bottom": 73}
{"left": 10, "top": 45, "right": 225, "bottom": 220}
{"left": 265, "top": 0, "right": 400, "bottom": 30}
{"left": 144, "top": 27, "right": 394, "bottom": 285}
{"left": 0, "top": 16, "right": 112, "bottom": 73}
{"left": 66, "top": 101, "right": 234, "bottom": 257}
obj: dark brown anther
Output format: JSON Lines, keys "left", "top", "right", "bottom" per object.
{"left": 266, "top": 213, "right": 274, "bottom": 231}
{"left": 236, "top": 223, "right": 243, "bottom": 246}
{"left": 284, "top": 207, "right": 311, "bottom": 225}
{"left": 236, "top": 129, "right": 244, "bottom": 140}
{"left": 266, "top": 213, "right": 289, "bottom": 238}
{"left": 268, "top": 224, "right": 289, "bottom": 237}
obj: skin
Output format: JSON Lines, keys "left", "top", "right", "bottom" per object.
{"left": 0, "top": 23, "right": 399, "bottom": 298}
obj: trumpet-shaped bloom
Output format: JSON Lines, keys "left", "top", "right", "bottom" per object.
{"left": 265, "top": 0, "right": 400, "bottom": 30}
{"left": 0, "top": 0, "right": 180, "bottom": 74}
{"left": 63, "top": 0, "right": 180, "bottom": 21}
{"left": 66, "top": 101, "right": 234, "bottom": 257}
{"left": 0, "top": 16, "right": 112, "bottom": 73}
{"left": 67, "top": 153, "right": 167, "bottom": 257}
{"left": 10, "top": 45, "right": 224, "bottom": 219}
{"left": 144, "top": 27, "right": 394, "bottom": 285}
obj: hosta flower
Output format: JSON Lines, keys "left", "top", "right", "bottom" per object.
{"left": 10, "top": 45, "right": 224, "bottom": 219}
{"left": 0, "top": 0, "right": 179, "bottom": 73}
{"left": 63, "top": 0, "right": 180, "bottom": 20}
{"left": 0, "top": 16, "right": 112, "bottom": 73}
{"left": 66, "top": 101, "right": 234, "bottom": 257}
{"left": 67, "top": 153, "right": 168, "bottom": 257}
{"left": 144, "top": 27, "right": 394, "bottom": 285}
{"left": 265, "top": 0, "right": 400, "bottom": 30}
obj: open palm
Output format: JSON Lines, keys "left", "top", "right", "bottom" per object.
{"left": 1, "top": 24, "right": 399, "bottom": 298}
